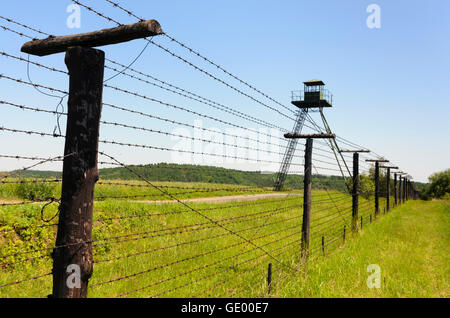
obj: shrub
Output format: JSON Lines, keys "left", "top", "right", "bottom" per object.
{"left": 420, "top": 169, "right": 450, "bottom": 200}
{"left": 14, "top": 180, "right": 56, "bottom": 201}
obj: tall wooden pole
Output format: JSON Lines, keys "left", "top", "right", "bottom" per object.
{"left": 386, "top": 168, "right": 391, "bottom": 212}
{"left": 399, "top": 177, "right": 403, "bottom": 205}
{"left": 403, "top": 177, "right": 406, "bottom": 203}
{"left": 375, "top": 161, "right": 379, "bottom": 218}
{"left": 352, "top": 152, "right": 359, "bottom": 232}
{"left": 51, "top": 47, "right": 104, "bottom": 298}
{"left": 301, "top": 138, "right": 313, "bottom": 260}
{"left": 394, "top": 173, "right": 397, "bottom": 207}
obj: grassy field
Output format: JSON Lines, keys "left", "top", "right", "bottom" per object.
{"left": 269, "top": 200, "right": 450, "bottom": 298}
{"left": 0, "top": 178, "right": 274, "bottom": 203}
{"left": 2, "top": 178, "right": 444, "bottom": 298}
{"left": 0, "top": 178, "right": 358, "bottom": 298}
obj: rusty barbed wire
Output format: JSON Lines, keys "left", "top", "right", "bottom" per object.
{"left": 94, "top": 215, "right": 300, "bottom": 264}
{"left": 119, "top": 230, "right": 300, "bottom": 297}
{"left": 91, "top": 225, "right": 300, "bottom": 288}
{"left": 103, "top": 83, "right": 290, "bottom": 144}
{"left": 100, "top": 119, "right": 300, "bottom": 160}
{"left": 104, "top": 62, "right": 287, "bottom": 132}
{"left": 0, "top": 16, "right": 51, "bottom": 37}
{"left": 0, "top": 273, "right": 52, "bottom": 289}
{"left": 92, "top": 196, "right": 298, "bottom": 223}
{"left": 70, "top": 0, "right": 298, "bottom": 122}
{"left": 0, "top": 24, "right": 36, "bottom": 40}
{"left": 0, "top": 51, "right": 67, "bottom": 75}
{"left": 0, "top": 74, "right": 67, "bottom": 95}
{"left": 102, "top": 0, "right": 297, "bottom": 115}
{"left": 0, "top": 152, "right": 74, "bottom": 180}
{"left": 99, "top": 151, "right": 297, "bottom": 272}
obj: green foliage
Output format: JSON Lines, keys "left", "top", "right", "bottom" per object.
{"left": 3, "top": 164, "right": 354, "bottom": 192}
{"left": 420, "top": 169, "right": 450, "bottom": 200}
{"left": 14, "top": 180, "right": 57, "bottom": 201}
{"left": 277, "top": 200, "right": 450, "bottom": 297}
{"left": 343, "top": 174, "right": 375, "bottom": 199}
{"left": 359, "top": 174, "right": 375, "bottom": 199}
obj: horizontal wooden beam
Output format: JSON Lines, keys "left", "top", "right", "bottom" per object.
{"left": 284, "top": 133, "right": 336, "bottom": 139}
{"left": 380, "top": 166, "right": 399, "bottom": 169}
{"left": 21, "top": 20, "right": 162, "bottom": 56}
{"left": 339, "top": 149, "right": 370, "bottom": 153}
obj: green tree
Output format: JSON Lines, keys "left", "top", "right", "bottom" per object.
{"left": 422, "top": 169, "right": 450, "bottom": 199}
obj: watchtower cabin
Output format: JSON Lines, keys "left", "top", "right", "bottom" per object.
{"left": 291, "top": 80, "right": 333, "bottom": 110}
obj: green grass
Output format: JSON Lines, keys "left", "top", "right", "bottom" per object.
{"left": 0, "top": 186, "right": 355, "bottom": 298}
{"left": 269, "top": 200, "right": 450, "bottom": 298}
{"left": 2, "top": 177, "right": 445, "bottom": 298}
{"left": 0, "top": 179, "right": 274, "bottom": 202}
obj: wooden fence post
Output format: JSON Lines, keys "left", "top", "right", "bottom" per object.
{"left": 399, "top": 176, "right": 403, "bottom": 205}
{"left": 374, "top": 161, "right": 379, "bottom": 218}
{"left": 352, "top": 152, "right": 359, "bottom": 232}
{"left": 386, "top": 167, "right": 390, "bottom": 212}
{"left": 301, "top": 138, "right": 313, "bottom": 260}
{"left": 267, "top": 263, "right": 272, "bottom": 295}
{"left": 321, "top": 236, "right": 325, "bottom": 256}
{"left": 407, "top": 180, "right": 410, "bottom": 201}
{"left": 51, "top": 46, "right": 105, "bottom": 298}
{"left": 394, "top": 173, "right": 397, "bottom": 207}
{"left": 402, "top": 177, "right": 406, "bottom": 203}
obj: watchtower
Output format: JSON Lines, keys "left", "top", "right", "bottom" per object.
{"left": 291, "top": 80, "right": 333, "bottom": 109}
{"left": 274, "top": 80, "right": 350, "bottom": 191}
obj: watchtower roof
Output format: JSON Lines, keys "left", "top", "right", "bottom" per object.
{"left": 304, "top": 80, "right": 325, "bottom": 86}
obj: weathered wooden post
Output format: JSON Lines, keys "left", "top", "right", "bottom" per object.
{"left": 386, "top": 168, "right": 390, "bottom": 212}
{"left": 375, "top": 162, "right": 379, "bottom": 217}
{"left": 394, "top": 173, "right": 398, "bottom": 206}
{"left": 53, "top": 46, "right": 104, "bottom": 298}
{"left": 343, "top": 225, "right": 346, "bottom": 243}
{"left": 284, "top": 133, "right": 335, "bottom": 260}
{"left": 302, "top": 138, "right": 313, "bottom": 259}
{"left": 267, "top": 263, "right": 272, "bottom": 295}
{"left": 409, "top": 179, "right": 411, "bottom": 201}
{"left": 365, "top": 159, "right": 389, "bottom": 219}
{"left": 21, "top": 20, "right": 163, "bottom": 298}
{"left": 399, "top": 176, "right": 403, "bottom": 205}
{"left": 402, "top": 177, "right": 407, "bottom": 203}
{"left": 340, "top": 149, "right": 369, "bottom": 232}
{"left": 321, "top": 236, "right": 325, "bottom": 256}
{"left": 353, "top": 153, "right": 359, "bottom": 230}
{"left": 380, "top": 166, "right": 398, "bottom": 213}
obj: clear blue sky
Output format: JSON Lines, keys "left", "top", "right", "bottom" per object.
{"left": 0, "top": 0, "right": 449, "bottom": 182}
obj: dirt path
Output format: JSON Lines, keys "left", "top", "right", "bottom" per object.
{"left": 135, "top": 192, "right": 298, "bottom": 205}
{"left": 1, "top": 193, "right": 298, "bottom": 206}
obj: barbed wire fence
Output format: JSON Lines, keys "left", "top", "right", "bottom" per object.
{"left": 0, "top": 2, "right": 419, "bottom": 298}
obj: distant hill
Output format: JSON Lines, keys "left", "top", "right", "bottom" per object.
{"left": 2, "top": 163, "right": 351, "bottom": 191}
